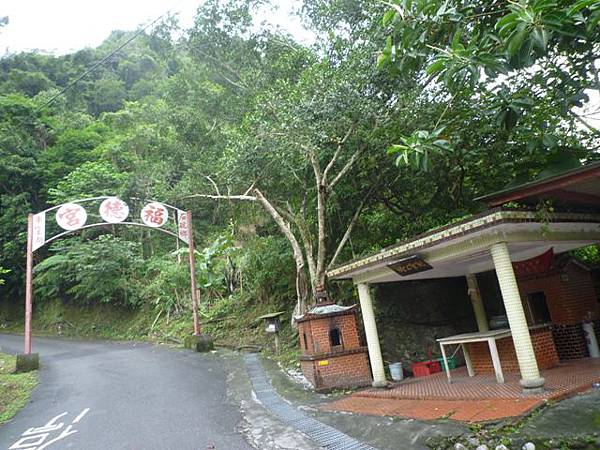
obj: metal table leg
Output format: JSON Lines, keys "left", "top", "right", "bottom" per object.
{"left": 440, "top": 343, "right": 452, "bottom": 382}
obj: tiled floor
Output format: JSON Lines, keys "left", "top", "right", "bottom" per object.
{"left": 322, "top": 359, "right": 600, "bottom": 422}
{"left": 322, "top": 397, "right": 541, "bottom": 422}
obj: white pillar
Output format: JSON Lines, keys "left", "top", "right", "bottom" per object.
{"left": 356, "top": 283, "right": 387, "bottom": 387}
{"left": 466, "top": 274, "right": 489, "bottom": 332}
{"left": 490, "top": 242, "right": 545, "bottom": 391}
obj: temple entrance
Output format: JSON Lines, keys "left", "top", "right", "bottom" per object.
{"left": 21, "top": 196, "right": 201, "bottom": 356}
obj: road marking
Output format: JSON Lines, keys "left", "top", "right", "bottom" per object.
{"left": 9, "top": 409, "right": 90, "bottom": 450}
{"left": 72, "top": 408, "right": 89, "bottom": 424}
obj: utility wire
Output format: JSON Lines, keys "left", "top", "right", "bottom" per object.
{"left": 35, "top": 12, "right": 171, "bottom": 112}
{"left": 5, "top": 0, "right": 192, "bottom": 132}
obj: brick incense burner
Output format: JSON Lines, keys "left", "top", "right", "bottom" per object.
{"left": 296, "top": 298, "right": 372, "bottom": 391}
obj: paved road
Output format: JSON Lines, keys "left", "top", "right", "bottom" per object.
{"left": 0, "top": 334, "right": 252, "bottom": 450}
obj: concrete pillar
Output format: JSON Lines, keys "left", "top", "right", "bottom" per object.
{"left": 356, "top": 283, "right": 387, "bottom": 387}
{"left": 490, "top": 242, "right": 545, "bottom": 391}
{"left": 466, "top": 274, "right": 489, "bottom": 332}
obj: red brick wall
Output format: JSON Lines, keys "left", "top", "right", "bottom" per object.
{"left": 300, "top": 360, "right": 316, "bottom": 386}
{"left": 466, "top": 327, "right": 559, "bottom": 374}
{"left": 299, "top": 313, "right": 361, "bottom": 355}
{"left": 556, "top": 263, "right": 600, "bottom": 323}
{"left": 298, "top": 322, "right": 315, "bottom": 354}
{"left": 302, "top": 352, "right": 372, "bottom": 391}
{"left": 551, "top": 323, "right": 588, "bottom": 360}
{"left": 298, "top": 311, "right": 371, "bottom": 390}
{"left": 515, "top": 262, "right": 599, "bottom": 360}
{"left": 517, "top": 263, "right": 600, "bottom": 326}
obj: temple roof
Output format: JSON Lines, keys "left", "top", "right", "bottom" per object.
{"left": 295, "top": 304, "right": 357, "bottom": 322}
{"left": 475, "top": 161, "right": 600, "bottom": 208}
{"left": 327, "top": 209, "right": 600, "bottom": 283}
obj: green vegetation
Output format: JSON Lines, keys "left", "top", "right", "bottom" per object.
{"left": 0, "top": 353, "right": 38, "bottom": 425}
{"left": 0, "top": 0, "right": 598, "bottom": 349}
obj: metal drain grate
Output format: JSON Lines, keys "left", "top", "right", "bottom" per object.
{"left": 244, "top": 354, "right": 377, "bottom": 450}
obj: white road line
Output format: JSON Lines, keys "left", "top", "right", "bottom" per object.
{"left": 72, "top": 408, "right": 90, "bottom": 424}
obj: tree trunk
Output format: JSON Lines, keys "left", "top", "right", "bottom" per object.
{"left": 315, "top": 185, "right": 327, "bottom": 289}
{"left": 253, "top": 189, "right": 310, "bottom": 317}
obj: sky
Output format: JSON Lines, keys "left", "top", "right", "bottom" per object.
{"left": 0, "top": 0, "right": 314, "bottom": 55}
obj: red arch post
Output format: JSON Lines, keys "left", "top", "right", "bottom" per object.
{"left": 24, "top": 214, "right": 33, "bottom": 354}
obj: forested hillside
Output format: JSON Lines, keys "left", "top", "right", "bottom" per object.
{"left": 1, "top": 0, "right": 598, "bottom": 348}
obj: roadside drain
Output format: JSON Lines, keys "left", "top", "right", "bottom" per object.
{"left": 244, "top": 353, "right": 377, "bottom": 450}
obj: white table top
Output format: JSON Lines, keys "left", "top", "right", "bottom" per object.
{"left": 436, "top": 328, "right": 511, "bottom": 344}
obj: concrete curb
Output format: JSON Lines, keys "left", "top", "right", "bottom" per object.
{"left": 244, "top": 353, "right": 378, "bottom": 450}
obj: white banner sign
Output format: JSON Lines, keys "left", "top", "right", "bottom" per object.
{"left": 32, "top": 212, "right": 46, "bottom": 251}
{"left": 177, "top": 210, "right": 189, "bottom": 244}
{"left": 99, "top": 197, "right": 129, "bottom": 223}
{"left": 56, "top": 203, "right": 87, "bottom": 231}
{"left": 140, "top": 202, "right": 168, "bottom": 228}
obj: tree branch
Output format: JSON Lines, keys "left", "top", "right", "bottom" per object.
{"left": 304, "top": 145, "right": 322, "bottom": 183}
{"left": 328, "top": 143, "right": 366, "bottom": 191}
{"left": 187, "top": 44, "right": 247, "bottom": 88}
{"left": 323, "top": 122, "right": 357, "bottom": 184}
{"left": 185, "top": 193, "right": 257, "bottom": 201}
{"left": 282, "top": 203, "right": 317, "bottom": 288}
{"left": 328, "top": 182, "right": 380, "bottom": 269}
{"left": 253, "top": 189, "right": 310, "bottom": 314}
{"left": 570, "top": 110, "right": 600, "bottom": 137}
{"left": 187, "top": 186, "right": 310, "bottom": 315}
{"left": 205, "top": 175, "right": 221, "bottom": 196}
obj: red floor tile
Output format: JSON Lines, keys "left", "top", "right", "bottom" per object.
{"left": 356, "top": 358, "right": 600, "bottom": 401}
{"left": 322, "top": 359, "right": 600, "bottom": 423}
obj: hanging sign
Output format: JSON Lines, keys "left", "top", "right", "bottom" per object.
{"left": 56, "top": 203, "right": 87, "bottom": 231}
{"left": 177, "top": 210, "right": 190, "bottom": 244}
{"left": 513, "top": 248, "right": 554, "bottom": 278}
{"left": 140, "top": 202, "right": 168, "bottom": 228}
{"left": 387, "top": 255, "right": 432, "bottom": 276}
{"left": 32, "top": 211, "right": 46, "bottom": 251}
{"left": 99, "top": 197, "right": 129, "bottom": 223}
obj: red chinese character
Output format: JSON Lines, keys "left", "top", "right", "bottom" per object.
{"left": 102, "top": 200, "right": 126, "bottom": 220}
{"left": 59, "top": 207, "right": 82, "bottom": 227}
{"left": 143, "top": 205, "right": 165, "bottom": 225}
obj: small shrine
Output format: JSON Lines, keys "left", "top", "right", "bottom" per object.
{"left": 295, "top": 289, "right": 372, "bottom": 391}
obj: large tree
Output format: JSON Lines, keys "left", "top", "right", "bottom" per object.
{"left": 378, "top": 0, "right": 600, "bottom": 173}
{"left": 176, "top": 0, "right": 403, "bottom": 316}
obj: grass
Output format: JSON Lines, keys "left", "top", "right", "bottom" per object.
{"left": 0, "top": 294, "right": 300, "bottom": 359}
{"left": 0, "top": 352, "right": 38, "bottom": 425}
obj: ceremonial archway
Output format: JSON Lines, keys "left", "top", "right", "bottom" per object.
{"left": 23, "top": 196, "right": 201, "bottom": 354}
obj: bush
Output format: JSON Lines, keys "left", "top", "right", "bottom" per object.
{"left": 34, "top": 234, "right": 144, "bottom": 307}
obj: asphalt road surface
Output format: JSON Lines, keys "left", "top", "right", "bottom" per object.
{"left": 0, "top": 334, "right": 253, "bottom": 450}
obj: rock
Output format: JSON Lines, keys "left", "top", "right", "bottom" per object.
{"left": 454, "top": 443, "right": 467, "bottom": 450}
{"left": 467, "top": 437, "right": 480, "bottom": 447}
{"left": 495, "top": 445, "right": 508, "bottom": 450}
{"left": 475, "top": 445, "right": 488, "bottom": 450}
{"left": 522, "top": 443, "right": 535, "bottom": 450}
{"left": 183, "top": 334, "right": 214, "bottom": 352}
{"left": 15, "top": 353, "right": 39, "bottom": 372}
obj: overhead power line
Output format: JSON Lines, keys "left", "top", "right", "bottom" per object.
{"left": 33, "top": 0, "right": 197, "bottom": 113}
{"left": 35, "top": 13, "right": 169, "bottom": 112}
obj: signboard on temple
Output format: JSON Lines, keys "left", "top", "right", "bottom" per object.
{"left": 387, "top": 255, "right": 432, "bottom": 276}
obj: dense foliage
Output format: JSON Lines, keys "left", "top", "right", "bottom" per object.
{"left": 0, "top": 0, "right": 598, "bottom": 323}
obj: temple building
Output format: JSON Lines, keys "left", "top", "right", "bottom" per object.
{"left": 328, "top": 162, "right": 600, "bottom": 392}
